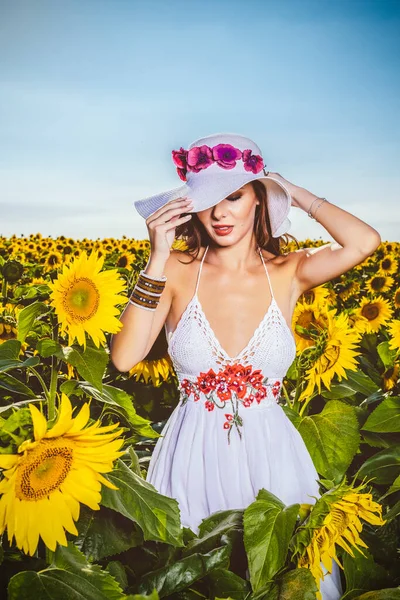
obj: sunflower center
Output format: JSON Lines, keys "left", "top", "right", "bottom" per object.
{"left": 16, "top": 440, "right": 73, "bottom": 501}
{"left": 65, "top": 278, "right": 100, "bottom": 321}
{"left": 371, "top": 277, "right": 385, "bottom": 292}
{"left": 361, "top": 303, "right": 379, "bottom": 320}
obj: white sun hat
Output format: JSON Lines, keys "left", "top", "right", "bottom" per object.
{"left": 133, "top": 132, "right": 292, "bottom": 238}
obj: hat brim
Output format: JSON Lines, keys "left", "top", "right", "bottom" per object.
{"left": 134, "top": 172, "right": 292, "bottom": 238}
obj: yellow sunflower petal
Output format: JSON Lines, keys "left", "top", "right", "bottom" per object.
{"left": 0, "top": 454, "right": 19, "bottom": 470}
{"left": 29, "top": 403, "right": 48, "bottom": 441}
{"left": 45, "top": 394, "right": 73, "bottom": 438}
{"left": 18, "top": 499, "right": 40, "bottom": 557}
{"left": 66, "top": 402, "right": 90, "bottom": 434}
{"left": 60, "top": 477, "right": 102, "bottom": 511}
{"left": 96, "top": 471, "right": 118, "bottom": 490}
{"left": 0, "top": 397, "right": 124, "bottom": 555}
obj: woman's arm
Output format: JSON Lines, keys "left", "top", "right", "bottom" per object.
{"left": 270, "top": 172, "right": 381, "bottom": 294}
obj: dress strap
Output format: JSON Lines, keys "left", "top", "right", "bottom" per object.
{"left": 258, "top": 247, "right": 275, "bottom": 300}
{"left": 194, "top": 245, "right": 210, "bottom": 295}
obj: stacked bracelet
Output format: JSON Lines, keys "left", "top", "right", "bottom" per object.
{"left": 129, "top": 269, "right": 167, "bottom": 312}
{"left": 308, "top": 197, "right": 328, "bottom": 220}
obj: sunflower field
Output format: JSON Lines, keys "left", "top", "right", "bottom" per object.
{"left": 0, "top": 233, "right": 399, "bottom": 600}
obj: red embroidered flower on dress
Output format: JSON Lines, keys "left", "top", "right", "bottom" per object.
{"left": 171, "top": 144, "right": 265, "bottom": 182}
{"left": 180, "top": 363, "right": 283, "bottom": 444}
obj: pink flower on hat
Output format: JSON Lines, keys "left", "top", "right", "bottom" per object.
{"left": 171, "top": 146, "right": 188, "bottom": 181}
{"left": 171, "top": 142, "right": 265, "bottom": 181}
{"left": 242, "top": 149, "right": 264, "bottom": 174}
{"left": 212, "top": 143, "right": 242, "bottom": 169}
{"left": 187, "top": 145, "right": 213, "bottom": 173}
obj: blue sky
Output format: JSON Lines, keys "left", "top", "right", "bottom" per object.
{"left": 1, "top": 0, "right": 399, "bottom": 242}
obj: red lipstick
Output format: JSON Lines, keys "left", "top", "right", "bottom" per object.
{"left": 213, "top": 225, "right": 234, "bottom": 236}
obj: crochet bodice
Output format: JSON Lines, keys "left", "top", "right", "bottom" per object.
{"left": 164, "top": 245, "right": 297, "bottom": 384}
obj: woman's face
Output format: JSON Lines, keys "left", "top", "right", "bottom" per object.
{"left": 195, "top": 182, "right": 259, "bottom": 244}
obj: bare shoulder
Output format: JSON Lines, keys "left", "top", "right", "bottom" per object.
{"left": 165, "top": 248, "right": 198, "bottom": 297}
{"left": 259, "top": 248, "right": 297, "bottom": 270}
{"left": 259, "top": 248, "right": 303, "bottom": 298}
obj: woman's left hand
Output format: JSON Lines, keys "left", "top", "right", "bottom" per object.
{"left": 267, "top": 172, "right": 302, "bottom": 207}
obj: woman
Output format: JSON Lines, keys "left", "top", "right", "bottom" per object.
{"left": 111, "top": 133, "right": 381, "bottom": 598}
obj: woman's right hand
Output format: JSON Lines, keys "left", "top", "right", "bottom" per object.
{"left": 145, "top": 196, "right": 194, "bottom": 260}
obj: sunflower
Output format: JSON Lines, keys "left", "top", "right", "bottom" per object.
{"left": 365, "top": 272, "right": 395, "bottom": 296}
{"left": 44, "top": 250, "right": 64, "bottom": 270}
{"left": 0, "top": 393, "right": 125, "bottom": 556}
{"left": 296, "top": 481, "right": 385, "bottom": 600}
{"left": 129, "top": 355, "right": 174, "bottom": 386}
{"left": 47, "top": 250, "right": 127, "bottom": 349}
{"left": 298, "top": 283, "right": 333, "bottom": 309}
{"left": 352, "top": 295, "right": 394, "bottom": 335}
{"left": 388, "top": 319, "right": 400, "bottom": 351}
{"left": 382, "top": 363, "right": 400, "bottom": 391}
{"left": 297, "top": 308, "right": 362, "bottom": 403}
{"left": 395, "top": 287, "right": 400, "bottom": 310}
{"left": 379, "top": 253, "right": 398, "bottom": 276}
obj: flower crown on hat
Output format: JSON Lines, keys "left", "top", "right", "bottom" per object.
{"left": 172, "top": 143, "right": 265, "bottom": 182}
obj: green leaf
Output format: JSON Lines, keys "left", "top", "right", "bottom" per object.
{"left": 183, "top": 509, "right": 243, "bottom": 558}
{"left": 105, "top": 561, "right": 128, "bottom": 592}
{"left": 75, "top": 504, "right": 144, "bottom": 561}
{"left": 0, "top": 356, "right": 41, "bottom": 373}
{"left": 351, "top": 590, "right": 400, "bottom": 599}
{"left": 56, "top": 344, "right": 109, "bottom": 391}
{"left": 0, "top": 407, "right": 32, "bottom": 445}
{"left": 125, "top": 591, "right": 159, "bottom": 599}
{"left": 36, "top": 337, "right": 63, "bottom": 358}
{"left": 383, "top": 474, "right": 400, "bottom": 498}
{"left": 250, "top": 567, "right": 319, "bottom": 600}
{"left": 356, "top": 445, "right": 400, "bottom": 485}
{"left": 362, "top": 397, "right": 400, "bottom": 433}
{"left": 296, "top": 400, "right": 360, "bottom": 483}
{"left": 361, "top": 430, "right": 400, "bottom": 449}
{"left": 0, "top": 339, "right": 22, "bottom": 360}
{"left": 133, "top": 545, "right": 231, "bottom": 597}
{"left": 101, "top": 459, "right": 184, "bottom": 547}
{"left": 243, "top": 488, "right": 299, "bottom": 591}
{"left": 0, "top": 398, "right": 43, "bottom": 415}
{"left": 65, "top": 380, "right": 160, "bottom": 438}
{"left": 377, "top": 341, "right": 398, "bottom": 370}
{"left": 382, "top": 500, "right": 400, "bottom": 523}
{"left": 335, "top": 369, "right": 380, "bottom": 397}
{"left": 8, "top": 542, "right": 126, "bottom": 600}
{"left": 204, "top": 567, "right": 250, "bottom": 599}
{"left": 0, "top": 371, "right": 37, "bottom": 397}
{"left": 16, "top": 301, "right": 49, "bottom": 344}
{"left": 342, "top": 546, "right": 392, "bottom": 594}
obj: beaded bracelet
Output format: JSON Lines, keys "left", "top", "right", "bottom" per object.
{"left": 128, "top": 269, "right": 167, "bottom": 312}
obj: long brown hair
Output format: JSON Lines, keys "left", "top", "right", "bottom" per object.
{"left": 174, "top": 180, "right": 299, "bottom": 263}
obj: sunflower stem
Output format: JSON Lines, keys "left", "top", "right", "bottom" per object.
{"left": 48, "top": 356, "right": 58, "bottom": 421}
{"left": 1, "top": 278, "right": 7, "bottom": 305}
{"left": 28, "top": 367, "right": 50, "bottom": 401}
{"left": 48, "top": 318, "right": 60, "bottom": 421}
{"left": 299, "top": 389, "right": 317, "bottom": 417}
{"left": 282, "top": 380, "right": 291, "bottom": 408}
{"left": 292, "top": 364, "right": 305, "bottom": 413}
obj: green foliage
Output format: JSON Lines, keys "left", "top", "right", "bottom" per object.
{"left": 1, "top": 239, "right": 399, "bottom": 599}
{"left": 8, "top": 543, "right": 126, "bottom": 600}
{"left": 101, "top": 460, "right": 184, "bottom": 547}
{"left": 243, "top": 488, "right": 299, "bottom": 591}
{"left": 290, "top": 399, "right": 361, "bottom": 483}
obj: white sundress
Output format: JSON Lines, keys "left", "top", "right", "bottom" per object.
{"left": 146, "top": 245, "right": 343, "bottom": 599}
